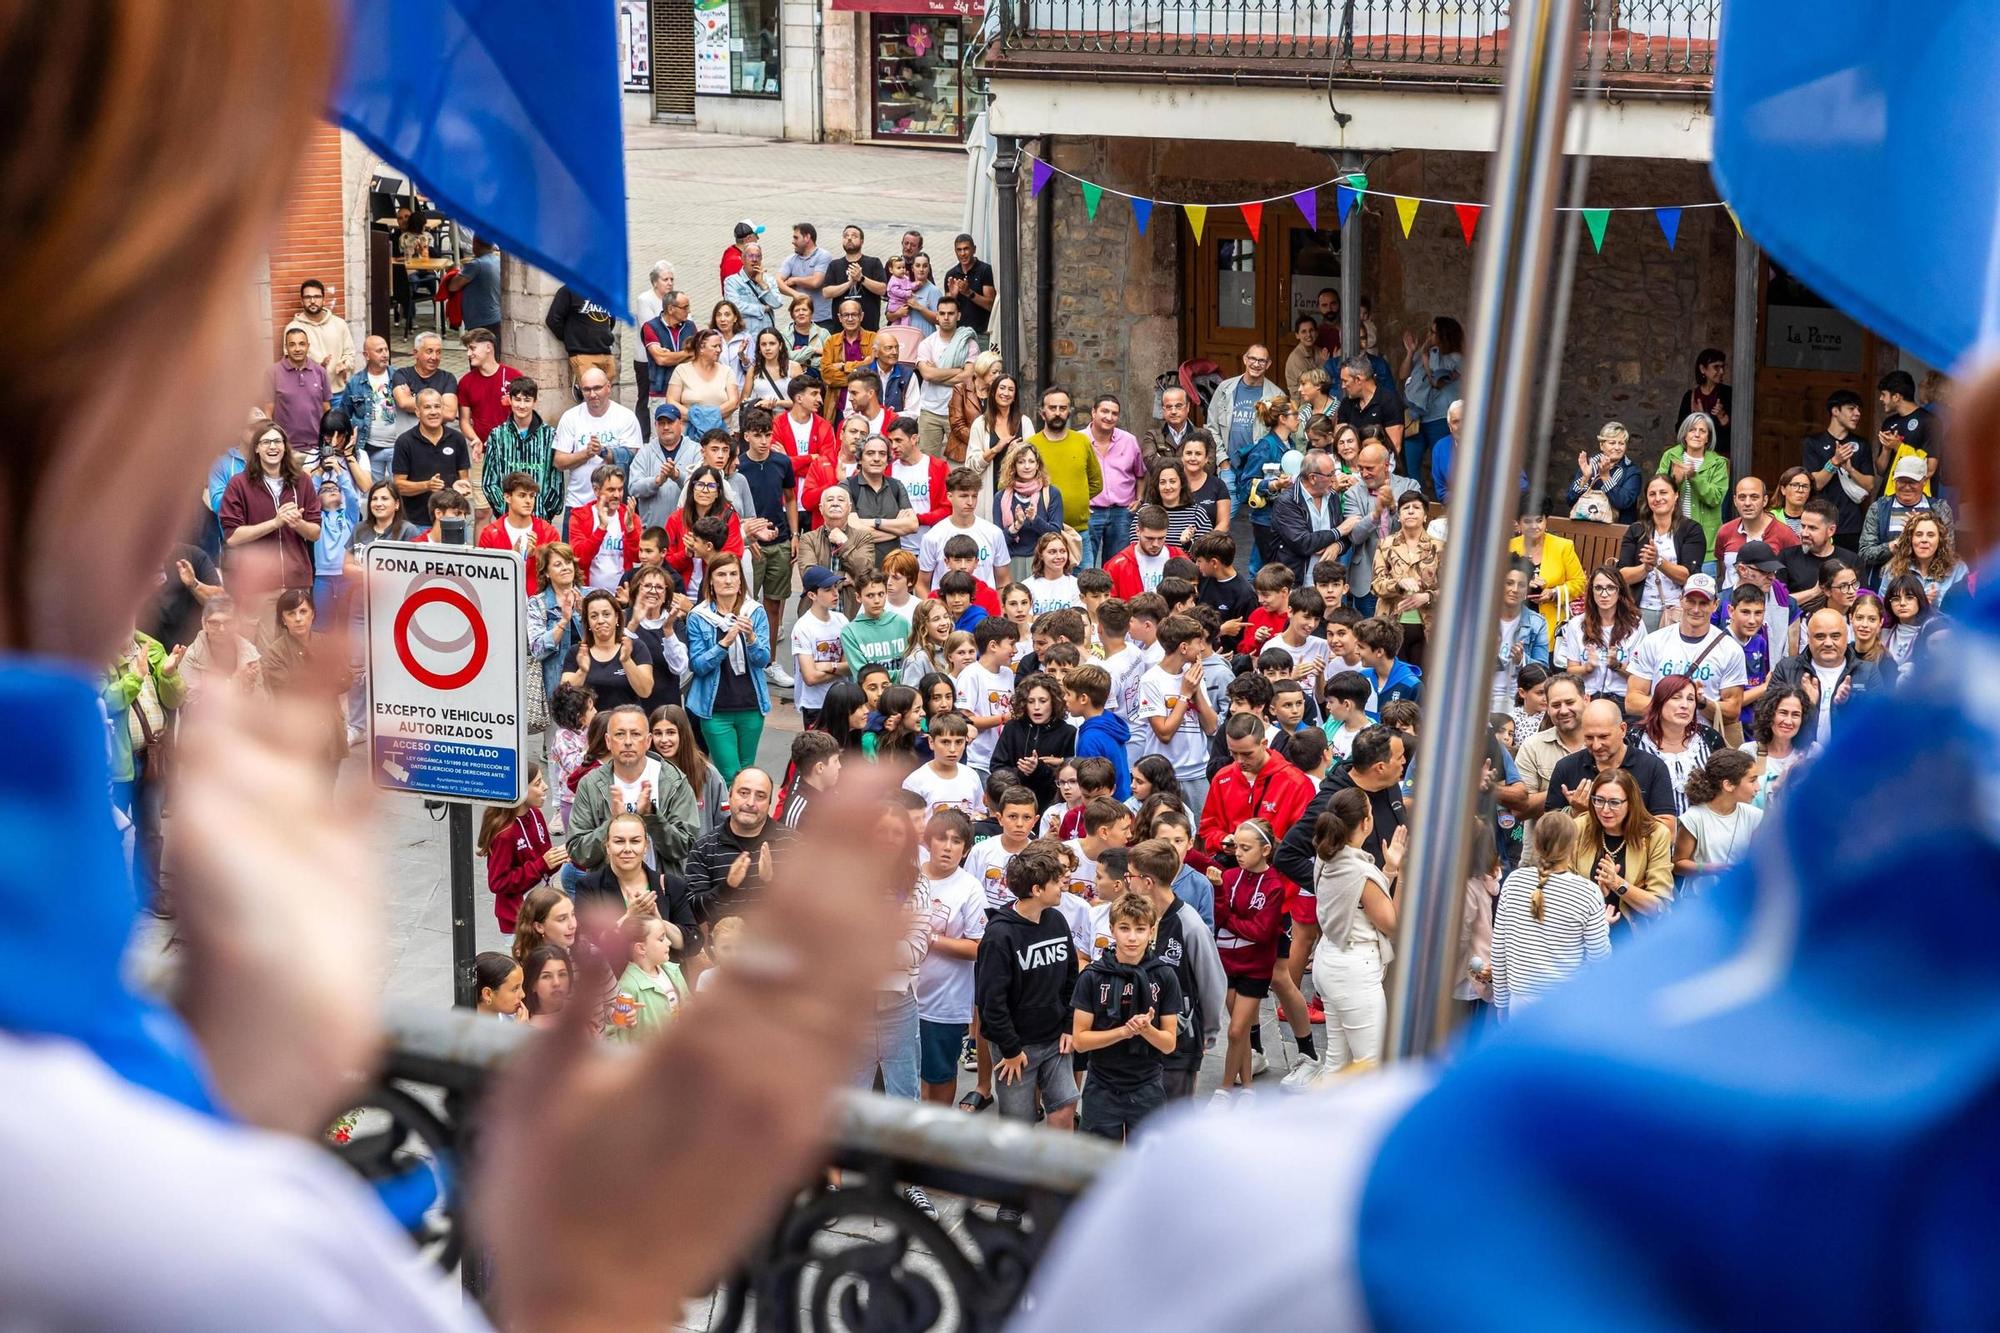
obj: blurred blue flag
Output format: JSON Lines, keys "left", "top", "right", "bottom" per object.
{"left": 335, "top": 0, "right": 631, "bottom": 320}
{"left": 1712, "top": 4, "right": 2000, "bottom": 370}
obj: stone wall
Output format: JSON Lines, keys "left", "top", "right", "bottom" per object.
{"left": 1016, "top": 137, "right": 1735, "bottom": 497}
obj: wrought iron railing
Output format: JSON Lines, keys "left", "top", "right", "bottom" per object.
{"left": 994, "top": 0, "right": 1719, "bottom": 79}
{"left": 337, "top": 1008, "right": 1114, "bottom": 1330}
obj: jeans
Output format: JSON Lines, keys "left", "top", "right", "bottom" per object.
{"left": 1086, "top": 505, "right": 1134, "bottom": 569}
{"left": 1405, "top": 417, "right": 1451, "bottom": 493}
{"left": 1175, "top": 775, "right": 1209, "bottom": 827}
{"left": 1312, "top": 942, "right": 1386, "bottom": 1070}
{"left": 854, "top": 991, "right": 921, "bottom": 1101}
{"left": 1248, "top": 522, "right": 1279, "bottom": 574}
{"left": 700, "top": 709, "right": 766, "bottom": 782}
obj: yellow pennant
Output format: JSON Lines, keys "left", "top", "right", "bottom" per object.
{"left": 1395, "top": 196, "right": 1420, "bottom": 238}
{"left": 1185, "top": 204, "right": 1208, "bottom": 244}
{"left": 1725, "top": 206, "right": 1743, "bottom": 237}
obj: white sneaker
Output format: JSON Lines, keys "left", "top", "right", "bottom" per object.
{"left": 1250, "top": 1050, "right": 1270, "bottom": 1077}
{"left": 1208, "top": 1089, "right": 1235, "bottom": 1110}
{"left": 1280, "top": 1058, "right": 1322, "bottom": 1091}
{"left": 765, "top": 663, "right": 795, "bottom": 689}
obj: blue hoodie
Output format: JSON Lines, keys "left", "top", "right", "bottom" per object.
{"left": 1074, "top": 710, "right": 1132, "bottom": 800}
{"left": 1361, "top": 658, "right": 1423, "bottom": 720}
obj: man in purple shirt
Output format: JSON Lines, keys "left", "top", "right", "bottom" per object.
{"left": 1084, "top": 392, "right": 1145, "bottom": 567}
{"left": 264, "top": 326, "right": 330, "bottom": 463}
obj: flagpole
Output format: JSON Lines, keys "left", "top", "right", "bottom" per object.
{"left": 1384, "top": 0, "right": 1587, "bottom": 1059}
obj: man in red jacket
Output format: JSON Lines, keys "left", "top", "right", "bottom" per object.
{"left": 1104, "top": 505, "right": 1185, "bottom": 601}
{"left": 477, "top": 470, "right": 562, "bottom": 594}
{"left": 1199, "top": 712, "right": 1316, "bottom": 855}
{"left": 568, "top": 465, "right": 643, "bottom": 592}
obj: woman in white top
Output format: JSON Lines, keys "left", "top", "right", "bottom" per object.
{"left": 1023, "top": 531, "right": 1083, "bottom": 614}
{"left": 1490, "top": 812, "right": 1610, "bottom": 1014}
{"left": 899, "top": 600, "right": 954, "bottom": 687}
{"left": 741, "top": 329, "right": 793, "bottom": 416}
{"left": 1741, "top": 685, "right": 1810, "bottom": 811}
{"left": 1556, "top": 563, "right": 1647, "bottom": 699}
{"left": 1620, "top": 475, "right": 1701, "bottom": 631}
{"left": 1673, "top": 748, "right": 1764, "bottom": 894}
{"left": 1309, "top": 788, "right": 1403, "bottom": 1071}
{"left": 708, "top": 300, "right": 753, "bottom": 390}
{"left": 965, "top": 370, "right": 1026, "bottom": 516}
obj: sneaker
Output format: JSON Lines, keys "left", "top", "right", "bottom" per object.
{"left": 1280, "top": 1058, "right": 1322, "bottom": 1091}
{"left": 1275, "top": 1003, "right": 1289, "bottom": 1024}
{"left": 1250, "top": 1050, "right": 1270, "bottom": 1077}
{"left": 765, "top": 663, "right": 795, "bottom": 689}
{"left": 1208, "top": 1089, "right": 1236, "bottom": 1110}
{"left": 959, "top": 1038, "right": 979, "bottom": 1072}
{"left": 1307, "top": 996, "right": 1326, "bottom": 1024}
{"left": 903, "top": 1185, "right": 938, "bottom": 1220}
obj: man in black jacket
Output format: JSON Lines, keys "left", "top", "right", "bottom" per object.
{"left": 1766, "top": 607, "right": 1890, "bottom": 746}
{"left": 1274, "top": 726, "right": 1406, "bottom": 885}
{"left": 1269, "top": 450, "right": 1346, "bottom": 582}
{"left": 973, "top": 843, "right": 1080, "bottom": 1131}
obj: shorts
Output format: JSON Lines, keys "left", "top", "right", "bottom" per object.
{"left": 1288, "top": 884, "right": 1318, "bottom": 927}
{"left": 994, "top": 1038, "right": 1080, "bottom": 1122}
{"left": 1079, "top": 1078, "right": 1167, "bottom": 1140}
{"left": 751, "top": 543, "right": 794, "bottom": 602}
{"left": 1227, "top": 973, "right": 1272, "bottom": 1001}
{"left": 918, "top": 1019, "right": 968, "bottom": 1085}
{"left": 1160, "top": 1066, "right": 1199, "bottom": 1100}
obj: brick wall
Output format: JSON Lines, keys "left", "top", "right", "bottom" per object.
{"left": 266, "top": 119, "right": 349, "bottom": 353}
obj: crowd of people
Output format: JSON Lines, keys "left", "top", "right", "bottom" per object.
{"left": 136, "top": 214, "right": 1960, "bottom": 1171}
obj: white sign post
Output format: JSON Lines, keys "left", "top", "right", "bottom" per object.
{"left": 365, "top": 540, "right": 527, "bottom": 804}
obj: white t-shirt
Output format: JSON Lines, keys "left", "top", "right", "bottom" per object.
{"left": 555, "top": 401, "right": 643, "bottom": 508}
{"left": 1630, "top": 623, "right": 1748, "bottom": 704}
{"left": 610, "top": 757, "right": 665, "bottom": 868}
{"left": 884, "top": 592, "right": 918, "bottom": 628}
{"left": 892, "top": 457, "right": 937, "bottom": 553}
{"left": 1325, "top": 717, "right": 1362, "bottom": 760}
{"left": 1023, "top": 574, "right": 1082, "bottom": 614}
{"left": 1137, "top": 663, "right": 1210, "bottom": 780}
{"left": 1492, "top": 613, "right": 1525, "bottom": 710}
{"left": 1266, "top": 633, "right": 1331, "bottom": 687}
{"left": 915, "top": 866, "right": 987, "bottom": 1023}
{"left": 1555, "top": 615, "right": 1647, "bottom": 698}
{"left": 1103, "top": 644, "right": 1150, "bottom": 731}
{"left": 586, "top": 521, "right": 624, "bottom": 591}
{"left": 360, "top": 368, "right": 400, "bottom": 451}
{"left": 1132, "top": 547, "right": 1170, "bottom": 593}
{"left": 791, "top": 609, "right": 850, "bottom": 711}
{"left": 1639, "top": 526, "right": 1682, "bottom": 611}
{"left": 1678, "top": 800, "right": 1763, "bottom": 871}
{"left": 1053, "top": 883, "right": 1098, "bottom": 961}
{"left": 919, "top": 516, "right": 1011, "bottom": 589}
{"left": 902, "top": 761, "right": 984, "bottom": 818}
{"left": 963, "top": 836, "right": 1025, "bottom": 910}
{"left": 1809, "top": 661, "right": 1843, "bottom": 743}
{"left": 914, "top": 332, "right": 960, "bottom": 414}
{"left": 954, "top": 660, "right": 1015, "bottom": 768}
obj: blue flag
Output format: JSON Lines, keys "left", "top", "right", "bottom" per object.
{"left": 1711, "top": 4, "right": 2000, "bottom": 368}
{"left": 335, "top": 0, "right": 632, "bottom": 320}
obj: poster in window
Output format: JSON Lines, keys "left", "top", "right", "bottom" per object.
{"left": 618, "top": 0, "right": 650, "bottom": 90}
{"left": 694, "top": 0, "right": 732, "bottom": 95}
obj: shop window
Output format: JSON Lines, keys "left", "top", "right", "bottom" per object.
{"left": 695, "top": 0, "right": 779, "bottom": 97}
{"left": 873, "top": 17, "right": 969, "bottom": 140}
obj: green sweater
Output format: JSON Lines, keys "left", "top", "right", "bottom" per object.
{"left": 1656, "top": 446, "right": 1731, "bottom": 562}
{"left": 841, "top": 612, "right": 909, "bottom": 677}
{"left": 105, "top": 632, "right": 187, "bottom": 782}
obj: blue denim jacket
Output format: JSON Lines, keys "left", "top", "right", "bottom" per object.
{"left": 685, "top": 603, "right": 773, "bottom": 717}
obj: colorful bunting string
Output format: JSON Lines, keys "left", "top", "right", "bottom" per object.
{"left": 1018, "top": 152, "right": 1733, "bottom": 254}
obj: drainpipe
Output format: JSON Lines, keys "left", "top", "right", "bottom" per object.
{"left": 994, "top": 135, "right": 1023, "bottom": 374}
{"left": 1035, "top": 138, "right": 1054, "bottom": 389}
{"left": 1384, "top": 0, "right": 1587, "bottom": 1060}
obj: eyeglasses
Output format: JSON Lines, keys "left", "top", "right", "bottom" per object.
{"left": 1590, "top": 795, "right": 1627, "bottom": 808}
{"left": 1831, "top": 579, "right": 1859, "bottom": 593}
{"left": 693, "top": 480, "right": 719, "bottom": 490}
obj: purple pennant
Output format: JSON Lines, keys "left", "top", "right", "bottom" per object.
{"left": 1131, "top": 198, "right": 1154, "bottom": 235}
{"left": 1029, "top": 159, "right": 1053, "bottom": 199}
{"left": 1335, "top": 183, "right": 1358, "bottom": 228}
{"left": 1292, "top": 189, "right": 1317, "bottom": 230}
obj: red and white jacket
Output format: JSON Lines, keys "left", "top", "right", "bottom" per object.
{"left": 773, "top": 408, "right": 836, "bottom": 466}
{"left": 476, "top": 516, "right": 561, "bottom": 594}
{"left": 567, "top": 502, "right": 643, "bottom": 584}
{"left": 1105, "top": 541, "right": 1187, "bottom": 601}
{"left": 1214, "top": 865, "right": 1292, "bottom": 982}
{"left": 1198, "top": 748, "right": 1317, "bottom": 854}
{"left": 485, "top": 807, "right": 553, "bottom": 933}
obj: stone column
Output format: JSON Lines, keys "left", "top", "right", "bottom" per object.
{"left": 502, "top": 257, "right": 570, "bottom": 392}
{"left": 1730, "top": 230, "right": 1760, "bottom": 487}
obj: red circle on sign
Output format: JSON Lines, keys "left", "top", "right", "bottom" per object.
{"left": 394, "top": 585, "right": 488, "bottom": 690}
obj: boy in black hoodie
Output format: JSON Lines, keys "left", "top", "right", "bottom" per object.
{"left": 975, "top": 841, "right": 1081, "bottom": 1130}
{"left": 1070, "top": 891, "right": 1182, "bottom": 1140}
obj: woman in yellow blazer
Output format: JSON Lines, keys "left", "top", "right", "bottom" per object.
{"left": 1567, "top": 768, "right": 1674, "bottom": 942}
{"left": 1510, "top": 510, "right": 1587, "bottom": 639}
{"left": 816, "top": 298, "right": 877, "bottom": 420}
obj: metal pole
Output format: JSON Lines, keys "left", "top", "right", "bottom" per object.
{"left": 440, "top": 511, "right": 479, "bottom": 1011}
{"left": 1385, "top": 0, "right": 1586, "bottom": 1060}
{"left": 994, "top": 134, "right": 1024, "bottom": 373}
{"left": 1731, "top": 230, "right": 1761, "bottom": 486}
{"left": 1339, "top": 152, "right": 1361, "bottom": 361}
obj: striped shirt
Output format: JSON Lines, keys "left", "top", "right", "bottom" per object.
{"left": 1490, "top": 865, "right": 1610, "bottom": 1012}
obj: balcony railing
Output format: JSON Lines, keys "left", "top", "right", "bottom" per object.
{"left": 338, "top": 1008, "right": 1114, "bottom": 1330}
{"left": 992, "top": 0, "right": 1719, "bottom": 83}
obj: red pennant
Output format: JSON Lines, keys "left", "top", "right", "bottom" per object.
{"left": 1454, "top": 203, "right": 1483, "bottom": 246}
{"left": 1240, "top": 202, "right": 1263, "bottom": 239}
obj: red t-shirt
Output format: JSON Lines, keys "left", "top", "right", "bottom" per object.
{"left": 720, "top": 244, "right": 745, "bottom": 285}
{"left": 1243, "top": 606, "right": 1291, "bottom": 655}
{"left": 457, "top": 365, "right": 521, "bottom": 442}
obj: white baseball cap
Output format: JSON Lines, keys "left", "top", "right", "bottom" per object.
{"left": 1683, "top": 573, "right": 1719, "bottom": 600}
{"left": 1893, "top": 456, "right": 1929, "bottom": 482}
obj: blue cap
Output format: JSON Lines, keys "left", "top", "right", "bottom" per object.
{"left": 653, "top": 402, "right": 682, "bottom": 422}
{"left": 801, "top": 565, "right": 842, "bottom": 593}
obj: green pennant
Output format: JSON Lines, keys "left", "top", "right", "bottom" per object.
{"left": 1080, "top": 180, "right": 1103, "bottom": 220}
{"left": 1582, "top": 208, "right": 1610, "bottom": 253}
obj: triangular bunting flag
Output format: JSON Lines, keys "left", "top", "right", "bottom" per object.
{"left": 1185, "top": 204, "right": 1208, "bottom": 244}
{"left": 1656, "top": 206, "right": 1682, "bottom": 249}
{"left": 1029, "top": 159, "right": 1052, "bottom": 199}
{"left": 1395, "top": 196, "right": 1420, "bottom": 237}
{"left": 1725, "top": 205, "right": 1743, "bottom": 237}
{"left": 1291, "top": 189, "right": 1317, "bottom": 230}
{"left": 1080, "top": 180, "right": 1103, "bottom": 220}
{"left": 1335, "top": 183, "right": 1358, "bottom": 228}
{"left": 1240, "top": 201, "right": 1263, "bottom": 239}
{"left": 1131, "top": 197, "right": 1153, "bottom": 235}
{"left": 1582, "top": 208, "right": 1610, "bottom": 253}
{"left": 1346, "top": 172, "right": 1369, "bottom": 197}
{"left": 1454, "top": 203, "right": 1483, "bottom": 246}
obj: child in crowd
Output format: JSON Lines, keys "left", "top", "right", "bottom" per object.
{"left": 1001, "top": 584, "right": 1037, "bottom": 663}
{"left": 902, "top": 710, "right": 983, "bottom": 817}
{"left": 479, "top": 761, "right": 561, "bottom": 935}
{"left": 1352, "top": 615, "right": 1423, "bottom": 715}
{"left": 955, "top": 617, "right": 1018, "bottom": 780}
{"left": 546, "top": 684, "right": 596, "bottom": 829}
{"left": 1213, "top": 818, "right": 1290, "bottom": 1101}
{"left": 969, "top": 770, "right": 1014, "bottom": 842}
{"left": 991, "top": 671, "right": 1075, "bottom": 812}
{"left": 1069, "top": 892, "right": 1182, "bottom": 1141}
{"left": 792, "top": 565, "right": 850, "bottom": 730}
{"left": 1064, "top": 796, "right": 1135, "bottom": 906}
{"left": 1146, "top": 807, "right": 1216, "bottom": 928}
{"left": 696, "top": 915, "right": 745, "bottom": 992}
{"left": 867, "top": 683, "right": 927, "bottom": 762}
{"left": 1242, "top": 565, "right": 1295, "bottom": 660}
{"left": 1311, "top": 559, "right": 1352, "bottom": 615}
{"left": 884, "top": 254, "right": 916, "bottom": 324}
{"left": 1039, "top": 760, "right": 1086, "bottom": 839}
{"left": 915, "top": 810, "right": 986, "bottom": 1107}
{"left": 1137, "top": 613, "right": 1221, "bottom": 818}
{"left": 1323, "top": 606, "right": 1366, "bottom": 674}
{"left": 781, "top": 730, "right": 843, "bottom": 831}
{"left": 1076, "top": 568, "right": 1114, "bottom": 650}
{"left": 474, "top": 952, "right": 526, "bottom": 1020}
{"left": 605, "top": 916, "right": 689, "bottom": 1043}
{"left": 1270, "top": 677, "right": 1314, "bottom": 733}
{"left": 842, "top": 571, "right": 909, "bottom": 681}
{"left": 1063, "top": 665, "right": 1131, "bottom": 801}
{"left": 938, "top": 571, "right": 988, "bottom": 632}
{"left": 1323, "top": 669, "right": 1372, "bottom": 759}
{"left": 1268, "top": 586, "right": 1330, "bottom": 689}
{"left": 974, "top": 843, "right": 1082, "bottom": 1133}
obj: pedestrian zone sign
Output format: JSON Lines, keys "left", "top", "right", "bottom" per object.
{"left": 365, "top": 541, "right": 527, "bottom": 804}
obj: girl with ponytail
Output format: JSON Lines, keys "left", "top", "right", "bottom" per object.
{"left": 1492, "top": 812, "right": 1608, "bottom": 1015}
{"left": 1308, "top": 788, "right": 1403, "bottom": 1073}
{"left": 1673, "top": 748, "right": 1763, "bottom": 891}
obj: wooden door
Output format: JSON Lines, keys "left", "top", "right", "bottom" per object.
{"left": 1181, "top": 210, "right": 1345, "bottom": 385}
{"left": 1752, "top": 259, "right": 1879, "bottom": 482}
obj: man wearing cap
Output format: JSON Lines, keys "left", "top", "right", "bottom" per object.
{"left": 1713, "top": 475, "right": 1800, "bottom": 588}
{"left": 720, "top": 220, "right": 763, "bottom": 285}
{"left": 1860, "top": 456, "right": 1954, "bottom": 585}
{"left": 481, "top": 377, "right": 563, "bottom": 522}
{"left": 1624, "top": 572, "right": 1747, "bottom": 727}
{"left": 1716, "top": 540, "right": 1794, "bottom": 678}
{"left": 629, "top": 403, "right": 690, "bottom": 529}
{"left": 790, "top": 565, "right": 849, "bottom": 726}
